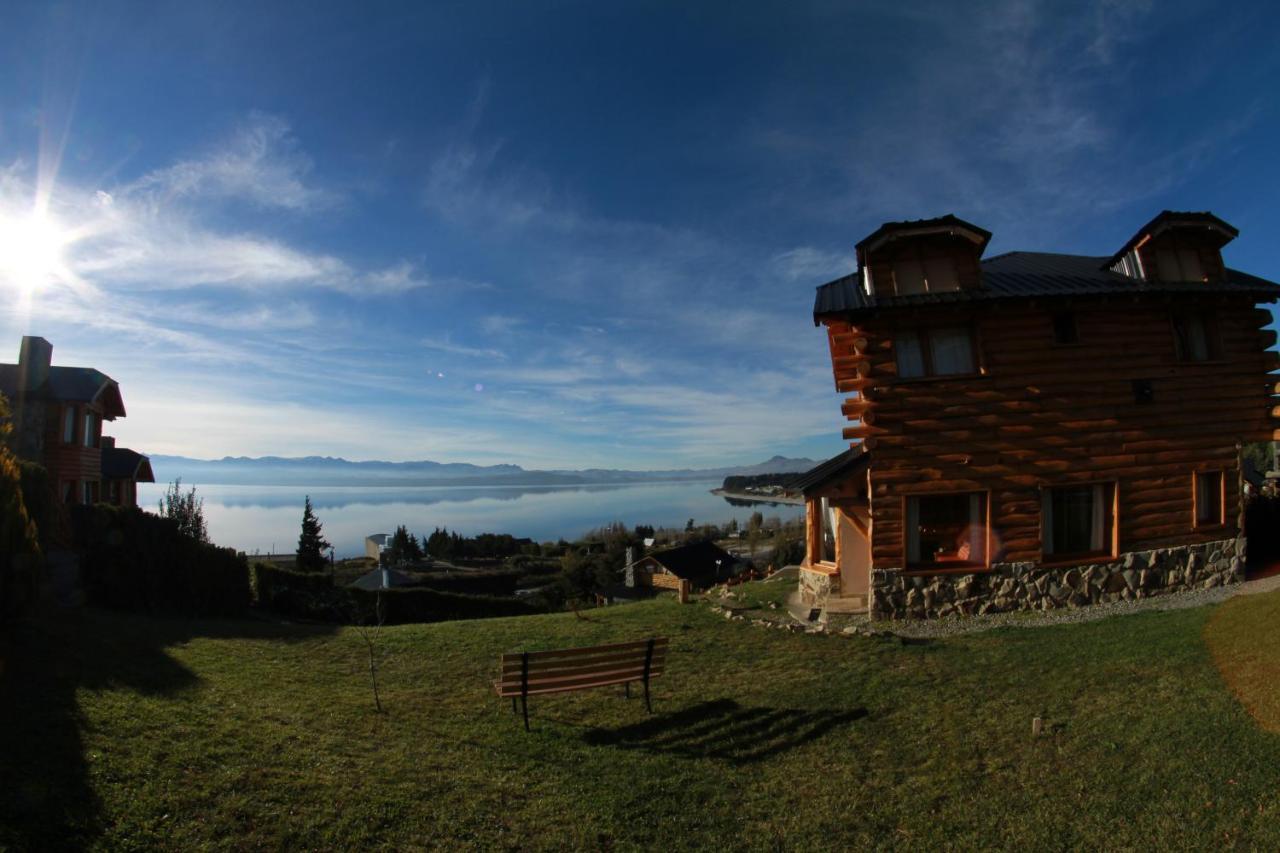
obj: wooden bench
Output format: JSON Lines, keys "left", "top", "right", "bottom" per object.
{"left": 494, "top": 638, "right": 668, "bottom": 730}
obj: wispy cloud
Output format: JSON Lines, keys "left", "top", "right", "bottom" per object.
{"left": 420, "top": 334, "right": 507, "bottom": 360}
{"left": 126, "top": 113, "right": 335, "bottom": 212}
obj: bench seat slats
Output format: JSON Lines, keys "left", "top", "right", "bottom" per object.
{"left": 497, "top": 659, "right": 667, "bottom": 686}
{"left": 500, "top": 638, "right": 667, "bottom": 664}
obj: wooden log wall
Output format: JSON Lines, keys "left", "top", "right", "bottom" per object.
{"left": 824, "top": 295, "right": 1276, "bottom": 568}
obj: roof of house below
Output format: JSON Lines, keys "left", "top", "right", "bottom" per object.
{"left": 813, "top": 251, "right": 1280, "bottom": 323}
{"left": 102, "top": 446, "right": 155, "bottom": 482}
{"left": 639, "top": 540, "right": 738, "bottom": 587}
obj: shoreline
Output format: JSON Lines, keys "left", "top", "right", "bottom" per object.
{"left": 710, "top": 488, "right": 803, "bottom": 506}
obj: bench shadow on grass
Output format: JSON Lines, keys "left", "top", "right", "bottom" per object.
{"left": 0, "top": 607, "right": 336, "bottom": 849}
{"left": 580, "top": 699, "right": 868, "bottom": 765}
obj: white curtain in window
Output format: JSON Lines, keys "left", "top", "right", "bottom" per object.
{"left": 1090, "top": 484, "right": 1107, "bottom": 552}
{"left": 930, "top": 327, "right": 974, "bottom": 375}
{"left": 821, "top": 498, "right": 837, "bottom": 562}
{"left": 896, "top": 331, "right": 926, "bottom": 378}
{"left": 968, "top": 493, "right": 984, "bottom": 560}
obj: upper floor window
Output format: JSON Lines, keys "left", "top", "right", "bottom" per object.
{"left": 62, "top": 407, "right": 75, "bottom": 444}
{"left": 905, "top": 492, "right": 987, "bottom": 570}
{"left": 1155, "top": 248, "right": 1205, "bottom": 282}
{"left": 818, "top": 497, "right": 836, "bottom": 563}
{"left": 1043, "top": 483, "right": 1115, "bottom": 561}
{"left": 891, "top": 257, "right": 959, "bottom": 295}
{"left": 83, "top": 412, "right": 96, "bottom": 448}
{"left": 895, "top": 326, "right": 976, "bottom": 379}
{"left": 1172, "top": 311, "right": 1221, "bottom": 362}
{"left": 1194, "top": 471, "right": 1224, "bottom": 528}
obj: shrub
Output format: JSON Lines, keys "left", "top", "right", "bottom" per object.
{"left": 71, "top": 504, "right": 250, "bottom": 616}
{"left": 345, "top": 586, "right": 542, "bottom": 625}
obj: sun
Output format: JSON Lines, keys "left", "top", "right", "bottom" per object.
{"left": 0, "top": 210, "right": 71, "bottom": 296}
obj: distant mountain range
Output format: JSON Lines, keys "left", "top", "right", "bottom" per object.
{"left": 147, "top": 454, "right": 821, "bottom": 487}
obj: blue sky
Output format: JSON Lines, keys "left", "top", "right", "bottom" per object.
{"left": 1, "top": 1, "right": 1278, "bottom": 468}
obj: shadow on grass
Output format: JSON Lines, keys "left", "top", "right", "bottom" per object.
{"left": 581, "top": 698, "right": 867, "bottom": 765}
{"left": 0, "top": 606, "right": 336, "bottom": 849}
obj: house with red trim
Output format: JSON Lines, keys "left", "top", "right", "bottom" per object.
{"left": 1, "top": 336, "right": 154, "bottom": 507}
{"left": 799, "top": 211, "right": 1280, "bottom": 619}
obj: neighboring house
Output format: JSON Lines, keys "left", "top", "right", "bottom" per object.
{"left": 0, "top": 336, "right": 154, "bottom": 507}
{"left": 628, "top": 540, "right": 739, "bottom": 591}
{"left": 365, "top": 533, "right": 390, "bottom": 562}
{"left": 802, "top": 211, "right": 1280, "bottom": 619}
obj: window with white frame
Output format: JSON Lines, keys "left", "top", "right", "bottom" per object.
{"left": 1043, "top": 484, "right": 1115, "bottom": 560}
{"left": 63, "top": 407, "right": 76, "bottom": 443}
{"left": 817, "top": 497, "right": 837, "bottom": 563}
{"left": 83, "top": 411, "right": 95, "bottom": 448}
{"left": 905, "top": 492, "right": 987, "bottom": 569}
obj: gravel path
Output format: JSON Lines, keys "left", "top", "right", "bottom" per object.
{"left": 854, "top": 572, "right": 1280, "bottom": 640}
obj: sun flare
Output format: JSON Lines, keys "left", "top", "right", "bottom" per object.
{"left": 0, "top": 210, "right": 71, "bottom": 296}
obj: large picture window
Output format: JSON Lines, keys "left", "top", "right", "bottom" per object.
{"left": 1043, "top": 484, "right": 1115, "bottom": 560}
{"left": 905, "top": 492, "right": 987, "bottom": 569}
{"left": 894, "top": 326, "right": 976, "bottom": 379}
{"left": 818, "top": 497, "right": 837, "bottom": 563}
{"left": 1194, "top": 471, "right": 1224, "bottom": 528}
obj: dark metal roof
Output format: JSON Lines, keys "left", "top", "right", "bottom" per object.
{"left": 102, "top": 446, "right": 154, "bottom": 482}
{"left": 349, "top": 567, "right": 418, "bottom": 591}
{"left": 0, "top": 364, "right": 126, "bottom": 416}
{"left": 813, "top": 251, "right": 1280, "bottom": 324}
{"left": 792, "top": 447, "right": 870, "bottom": 494}
{"left": 854, "top": 214, "right": 992, "bottom": 254}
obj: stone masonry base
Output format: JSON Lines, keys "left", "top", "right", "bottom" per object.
{"left": 870, "top": 538, "right": 1244, "bottom": 620}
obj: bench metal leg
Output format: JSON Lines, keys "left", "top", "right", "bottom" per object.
{"left": 511, "top": 697, "right": 517, "bottom": 714}
{"left": 522, "top": 694, "right": 529, "bottom": 731}
{"left": 625, "top": 682, "right": 631, "bottom": 699}
{"left": 643, "top": 676, "right": 652, "bottom": 713}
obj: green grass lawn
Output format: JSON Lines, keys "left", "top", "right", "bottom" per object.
{"left": 2, "top": 587, "right": 1279, "bottom": 850}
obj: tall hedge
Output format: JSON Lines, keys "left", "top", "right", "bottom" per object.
{"left": 0, "top": 394, "right": 41, "bottom": 621}
{"left": 70, "top": 504, "right": 251, "bottom": 616}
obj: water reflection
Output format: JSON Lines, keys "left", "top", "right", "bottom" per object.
{"left": 138, "top": 481, "right": 805, "bottom": 559}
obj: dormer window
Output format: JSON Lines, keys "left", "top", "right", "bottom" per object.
{"left": 856, "top": 215, "right": 992, "bottom": 297}
{"left": 1155, "top": 248, "right": 1205, "bottom": 282}
{"left": 891, "top": 256, "right": 960, "bottom": 295}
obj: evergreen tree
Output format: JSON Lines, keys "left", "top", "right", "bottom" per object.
{"left": 385, "top": 524, "right": 421, "bottom": 564}
{"left": 296, "top": 496, "right": 331, "bottom": 572}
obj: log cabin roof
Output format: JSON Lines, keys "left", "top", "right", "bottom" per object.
{"left": 102, "top": 446, "right": 155, "bottom": 482}
{"left": 638, "top": 540, "right": 738, "bottom": 587}
{"left": 813, "top": 250, "right": 1280, "bottom": 324}
{"left": 792, "top": 447, "right": 870, "bottom": 494}
{"left": 0, "top": 364, "right": 127, "bottom": 418}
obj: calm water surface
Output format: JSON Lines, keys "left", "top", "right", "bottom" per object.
{"left": 137, "top": 481, "right": 804, "bottom": 558}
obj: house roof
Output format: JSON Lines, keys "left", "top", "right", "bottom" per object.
{"left": 855, "top": 214, "right": 993, "bottom": 255}
{"left": 791, "top": 447, "right": 871, "bottom": 494}
{"left": 0, "top": 364, "right": 127, "bottom": 418}
{"left": 640, "top": 540, "right": 738, "bottom": 587}
{"left": 102, "top": 447, "right": 155, "bottom": 482}
{"left": 813, "top": 250, "right": 1280, "bottom": 324}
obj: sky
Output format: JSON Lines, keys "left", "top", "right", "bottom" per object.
{"left": 1, "top": 0, "right": 1278, "bottom": 469}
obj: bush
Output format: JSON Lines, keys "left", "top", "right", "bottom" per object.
{"left": 1245, "top": 492, "right": 1280, "bottom": 566}
{"left": 412, "top": 569, "right": 520, "bottom": 597}
{"left": 71, "top": 504, "right": 250, "bottom": 616}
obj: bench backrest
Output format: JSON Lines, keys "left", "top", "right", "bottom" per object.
{"left": 496, "top": 638, "right": 669, "bottom": 698}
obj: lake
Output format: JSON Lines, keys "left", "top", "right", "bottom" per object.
{"left": 137, "top": 481, "right": 806, "bottom": 558}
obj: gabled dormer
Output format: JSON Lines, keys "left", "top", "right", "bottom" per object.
{"left": 1106, "top": 211, "right": 1238, "bottom": 283}
{"left": 856, "top": 214, "right": 991, "bottom": 298}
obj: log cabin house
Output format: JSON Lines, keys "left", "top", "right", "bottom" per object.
{"left": 0, "top": 336, "right": 154, "bottom": 508}
{"left": 799, "top": 211, "right": 1280, "bottom": 619}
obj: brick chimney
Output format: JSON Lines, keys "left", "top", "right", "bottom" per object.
{"left": 18, "top": 336, "right": 52, "bottom": 395}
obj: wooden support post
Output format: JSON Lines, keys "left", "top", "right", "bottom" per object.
{"left": 678, "top": 578, "right": 690, "bottom": 604}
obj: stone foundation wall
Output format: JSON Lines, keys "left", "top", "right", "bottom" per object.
{"left": 870, "top": 538, "right": 1244, "bottom": 620}
{"left": 799, "top": 567, "right": 838, "bottom": 607}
